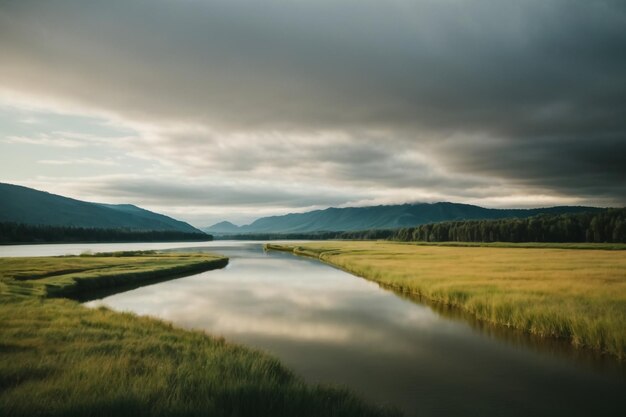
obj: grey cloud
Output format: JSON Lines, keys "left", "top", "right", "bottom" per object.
{"left": 128, "top": 128, "right": 493, "bottom": 192}
{"left": 441, "top": 132, "right": 626, "bottom": 201}
{"left": 69, "top": 177, "right": 365, "bottom": 209}
{"left": 1, "top": 0, "right": 625, "bottom": 205}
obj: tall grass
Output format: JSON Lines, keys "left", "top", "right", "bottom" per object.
{"left": 0, "top": 252, "right": 398, "bottom": 417}
{"left": 0, "top": 298, "right": 397, "bottom": 417}
{"left": 0, "top": 253, "right": 228, "bottom": 298}
{"left": 267, "top": 242, "right": 626, "bottom": 359}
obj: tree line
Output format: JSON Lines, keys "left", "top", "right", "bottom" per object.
{"left": 3, "top": 209, "right": 623, "bottom": 244}
{"left": 216, "top": 208, "right": 625, "bottom": 243}
{"left": 0, "top": 222, "right": 212, "bottom": 244}
{"left": 214, "top": 229, "right": 393, "bottom": 241}
{"left": 390, "top": 208, "right": 625, "bottom": 243}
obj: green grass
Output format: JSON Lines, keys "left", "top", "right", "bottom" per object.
{"left": 0, "top": 252, "right": 229, "bottom": 298}
{"left": 0, "top": 252, "right": 398, "bottom": 417}
{"left": 266, "top": 241, "right": 626, "bottom": 359}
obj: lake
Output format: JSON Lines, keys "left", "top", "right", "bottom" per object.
{"left": 2, "top": 241, "right": 625, "bottom": 416}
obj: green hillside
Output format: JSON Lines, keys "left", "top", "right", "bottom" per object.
{"left": 0, "top": 183, "right": 201, "bottom": 233}
{"left": 205, "top": 202, "right": 601, "bottom": 234}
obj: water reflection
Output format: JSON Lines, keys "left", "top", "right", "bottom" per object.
{"left": 76, "top": 242, "right": 626, "bottom": 417}
{"left": 383, "top": 285, "right": 626, "bottom": 375}
{"left": 0, "top": 241, "right": 223, "bottom": 257}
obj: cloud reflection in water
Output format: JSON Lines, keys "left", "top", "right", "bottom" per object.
{"left": 86, "top": 243, "right": 626, "bottom": 417}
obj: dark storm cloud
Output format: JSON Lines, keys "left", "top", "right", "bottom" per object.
{"left": 1, "top": 0, "right": 625, "bottom": 205}
{"left": 444, "top": 132, "right": 626, "bottom": 198}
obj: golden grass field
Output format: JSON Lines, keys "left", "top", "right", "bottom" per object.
{"left": 266, "top": 241, "right": 626, "bottom": 359}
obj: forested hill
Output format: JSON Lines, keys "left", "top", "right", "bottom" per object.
{"left": 0, "top": 223, "right": 211, "bottom": 244}
{"left": 390, "top": 208, "right": 625, "bottom": 243}
{"left": 215, "top": 209, "right": 626, "bottom": 244}
{"left": 0, "top": 183, "right": 201, "bottom": 233}
{"left": 205, "top": 202, "right": 601, "bottom": 234}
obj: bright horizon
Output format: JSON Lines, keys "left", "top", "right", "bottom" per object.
{"left": 1, "top": 1, "right": 625, "bottom": 227}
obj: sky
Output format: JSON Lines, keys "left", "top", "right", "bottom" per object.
{"left": 1, "top": 0, "right": 625, "bottom": 227}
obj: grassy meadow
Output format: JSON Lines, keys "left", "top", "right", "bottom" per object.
{"left": 266, "top": 241, "right": 626, "bottom": 359}
{"left": 0, "top": 252, "right": 397, "bottom": 417}
{"left": 0, "top": 251, "right": 229, "bottom": 298}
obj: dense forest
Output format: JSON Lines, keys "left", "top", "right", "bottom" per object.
{"left": 391, "top": 208, "right": 625, "bottom": 243}
{"left": 217, "top": 208, "right": 626, "bottom": 243}
{"left": 0, "top": 222, "right": 212, "bottom": 244}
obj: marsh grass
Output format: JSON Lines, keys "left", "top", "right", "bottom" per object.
{"left": 0, "top": 253, "right": 228, "bottom": 298}
{"left": 0, "top": 299, "right": 397, "bottom": 417}
{"left": 0, "top": 252, "right": 398, "bottom": 417}
{"left": 266, "top": 242, "right": 626, "bottom": 359}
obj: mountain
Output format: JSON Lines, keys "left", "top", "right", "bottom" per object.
{"left": 0, "top": 183, "right": 202, "bottom": 233}
{"left": 204, "top": 202, "right": 602, "bottom": 234}
{"left": 204, "top": 221, "right": 241, "bottom": 234}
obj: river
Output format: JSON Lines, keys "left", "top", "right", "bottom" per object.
{"left": 2, "top": 241, "right": 625, "bottom": 416}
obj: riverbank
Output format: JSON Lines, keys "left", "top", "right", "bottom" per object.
{"left": 266, "top": 242, "right": 626, "bottom": 359}
{"left": 0, "top": 251, "right": 229, "bottom": 298}
{"left": 0, "top": 252, "right": 397, "bottom": 417}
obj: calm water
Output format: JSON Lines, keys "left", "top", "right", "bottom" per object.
{"left": 3, "top": 242, "right": 625, "bottom": 416}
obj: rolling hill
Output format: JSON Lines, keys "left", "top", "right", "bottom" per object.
{"left": 204, "top": 202, "right": 602, "bottom": 235}
{"left": 0, "top": 183, "right": 202, "bottom": 233}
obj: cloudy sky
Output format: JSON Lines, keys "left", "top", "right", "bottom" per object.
{"left": 1, "top": 0, "right": 625, "bottom": 226}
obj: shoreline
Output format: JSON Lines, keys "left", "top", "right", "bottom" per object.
{"left": 0, "top": 252, "right": 396, "bottom": 417}
{"left": 265, "top": 242, "right": 626, "bottom": 361}
{"left": 1, "top": 252, "right": 229, "bottom": 298}
{"left": 0, "top": 238, "right": 213, "bottom": 246}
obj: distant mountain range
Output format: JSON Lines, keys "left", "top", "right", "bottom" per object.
{"left": 0, "top": 183, "right": 202, "bottom": 233}
{"left": 204, "top": 202, "right": 602, "bottom": 235}
{"left": 1, "top": 183, "right": 604, "bottom": 237}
